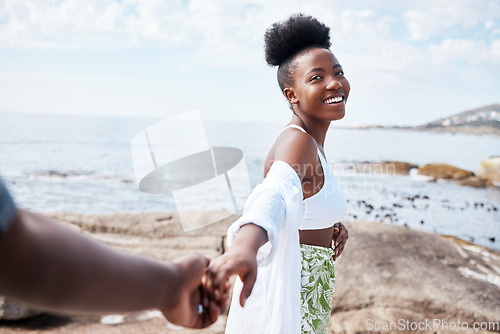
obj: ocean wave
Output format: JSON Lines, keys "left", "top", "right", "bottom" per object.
{"left": 26, "top": 170, "right": 134, "bottom": 183}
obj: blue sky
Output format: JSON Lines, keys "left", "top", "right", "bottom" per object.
{"left": 0, "top": 0, "right": 499, "bottom": 126}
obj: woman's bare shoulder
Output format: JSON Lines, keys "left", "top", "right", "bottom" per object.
{"left": 264, "top": 128, "right": 318, "bottom": 180}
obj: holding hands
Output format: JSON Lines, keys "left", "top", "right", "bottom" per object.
{"left": 160, "top": 254, "right": 230, "bottom": 328}
{"left": 203, "top": 223, "right": 267, "bottom": 307}
{"left": 196, "top": 222, "right": 349, "bottom": 318}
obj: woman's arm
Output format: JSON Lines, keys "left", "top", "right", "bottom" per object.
{"left": 0, "top": 209, "right": 225, "bottom": 328}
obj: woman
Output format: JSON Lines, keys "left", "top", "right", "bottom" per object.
{"left": 206, "top": 14, "right": 350, "bottom": 333}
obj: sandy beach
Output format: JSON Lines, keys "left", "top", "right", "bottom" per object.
{"left": 1, "top": 211, "right": 499, "bottom": 334}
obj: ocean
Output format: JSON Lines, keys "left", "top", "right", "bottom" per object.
{"left": 1, "top": 112, "right": 499, "bottom": 249}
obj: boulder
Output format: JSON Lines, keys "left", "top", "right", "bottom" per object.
{"left": 459, "top": 176, "right": 493, "bottom": 188}
{"left": 351, "top": 161, "right": 419, "bottom": 175}
{"left": 417, "top": 163, "right": 473, "bottom": 180}
{"left": 0, "top": 297, "right": 41, "bottom": 320}
{"left": 476, "top": 157, "right": 500, "bottom": 186}
{"left": 330, "top": 221, "right": 500, "bottom": 333}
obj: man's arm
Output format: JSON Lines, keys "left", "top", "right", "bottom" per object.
{"left": 0, "top": 209, "right": 225, "bottom": 328}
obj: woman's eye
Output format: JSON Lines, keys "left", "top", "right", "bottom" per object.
{"left": 310, "top": 75, "right": 322, "bottom": 81}
{"left": 335, "top": 70, "right": 345, "bottom": 76}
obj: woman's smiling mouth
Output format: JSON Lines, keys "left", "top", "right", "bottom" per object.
{"left": 323, "top": 96, "right": 343, "bottom": 104}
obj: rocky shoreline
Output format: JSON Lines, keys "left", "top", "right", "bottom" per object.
{"left": 347, "top": 157, "right": 500, "bottom": 189}
{"left": 349, "top": 125, "right": 500, "bottom": 136}
{"left": 1, "top": 211, "right": 499, "bottom": 334}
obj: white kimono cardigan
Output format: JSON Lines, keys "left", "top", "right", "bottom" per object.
{"left": 225, "top": 161, "right": 303, "bottom": 334}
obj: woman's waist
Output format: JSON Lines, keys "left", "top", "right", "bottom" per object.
{"left": 299, "top": 227, "right": 334, "bottom": 248}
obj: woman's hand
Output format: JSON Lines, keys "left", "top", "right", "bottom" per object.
{"left": 332, "top": 222, "right": 349, "bottom": 261}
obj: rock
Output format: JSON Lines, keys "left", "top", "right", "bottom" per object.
{"left": 476, "top": 157, "right": 500, "bottom": 186}
{"left": 459, "top": 176, "right": 493, "bottom": 188}
{"left": 330, "top": 221, "right": 500, "bottom": 333}
{"left": 417, "top": 163, "right": 473, "bottom": 180}
{"left": 38, "top": 212, "right": 500, "bottom": 334}
{"left": 0, "top": 297, "right": 41, "bottom": 320}
{"left": 351, "top": 161, "right": 418, "bottom": 175}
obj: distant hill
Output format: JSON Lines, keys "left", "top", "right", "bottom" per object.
{"left": 418, "top": 104, "right": 500, "bottom": 132}
{"left": 353, "top": 104, "right": 500, "bottom": 135}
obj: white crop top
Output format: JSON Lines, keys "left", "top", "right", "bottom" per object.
{"left": 280, "top": 124, "right": 347, "bottom": 230}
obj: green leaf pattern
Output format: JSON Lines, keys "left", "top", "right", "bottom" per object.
{"left": 300, "top": 244, "right": 335, "bottom": 334}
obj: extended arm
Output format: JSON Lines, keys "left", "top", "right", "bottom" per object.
{"left": 0, "top": 209, "right": 225, "bottom": 328}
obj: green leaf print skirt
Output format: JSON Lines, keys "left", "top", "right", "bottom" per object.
{"left": 300, "top": 244, "right": 335, "bottom": 334}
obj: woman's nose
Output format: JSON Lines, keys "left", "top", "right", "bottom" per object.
{"left": 326, "top": 77, "right": 342, "bottom": 90}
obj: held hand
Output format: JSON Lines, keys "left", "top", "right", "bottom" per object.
{"left": 332, "top": 222, "right": 349, "bottom": 261}
{"left": 205, "top": 246, "right": 258, "bottom": 307}
{"left": 160, "top": 254, "right": 228, "bottom": 329}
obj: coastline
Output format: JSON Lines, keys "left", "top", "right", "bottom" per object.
{"left": 340, "top": 125, "right": 500, "bottom": 137}
{"left": 1, "top": 211, "right": 499, "bottom": 334}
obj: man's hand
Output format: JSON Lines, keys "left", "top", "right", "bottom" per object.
{"left": 332, "top": 222, "right": 348, "bottom": 261}
{"left": 160, "top": 254, "right": 228, "bottom": 328}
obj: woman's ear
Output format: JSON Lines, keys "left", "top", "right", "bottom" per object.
{"left": 283, "top": 87, "right": 298, "bottom": 104}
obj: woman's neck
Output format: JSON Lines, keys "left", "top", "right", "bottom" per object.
{"left": 289, "top": 115, "right": 330, "bottom": 147}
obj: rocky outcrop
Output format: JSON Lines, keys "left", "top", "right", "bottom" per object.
{"left": 417, "top": 163, "right": 473, "bottom": 180}
{"left": 2, "top": 213, "right": 498, "bottom": 333}
{"left": 330, "top": 221, "right": 500, "bottom": 334}
{"left": 476, "top": 157, "right": 500, "bottom": 186}
{"left": 350, "top": 161, "right": 418, "bottom": 175}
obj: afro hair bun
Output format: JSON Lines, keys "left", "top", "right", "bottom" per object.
{"left": 264, "top": 14, "right": 331, "bottom": 66}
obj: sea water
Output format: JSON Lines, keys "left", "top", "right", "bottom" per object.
{"left": 1, "top": 112, "right": 499, "bottom": 249}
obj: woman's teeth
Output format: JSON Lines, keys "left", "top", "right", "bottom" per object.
{"left": 324, "top": 96, "right": 343, "bottom": 104}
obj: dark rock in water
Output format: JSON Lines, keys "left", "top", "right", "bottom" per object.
{"left": 490, "top": 237, "right": 496, "bottom": 242}
{"left": 420, "top": 220, "right": 424, "bottom": 224}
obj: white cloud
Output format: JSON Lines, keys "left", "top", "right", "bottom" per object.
{"left": 429, "top": 38, "right": 500, "bottom": 65}
{"left": 1, "top": 0, "right": 498, "bottom": 67}
{"left": 403, "top": 0, "right": 499, "bottom": 41}
{"left": 0, "top": 0, "right": 498, "bottom": 125}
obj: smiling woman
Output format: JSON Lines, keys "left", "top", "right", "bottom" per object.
{"left": 205, "top": 14, "right": 350, "bottom": 334}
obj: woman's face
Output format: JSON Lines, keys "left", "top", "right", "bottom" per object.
{"left": 285, "top": 47, "right": 350, "bottom": 122}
